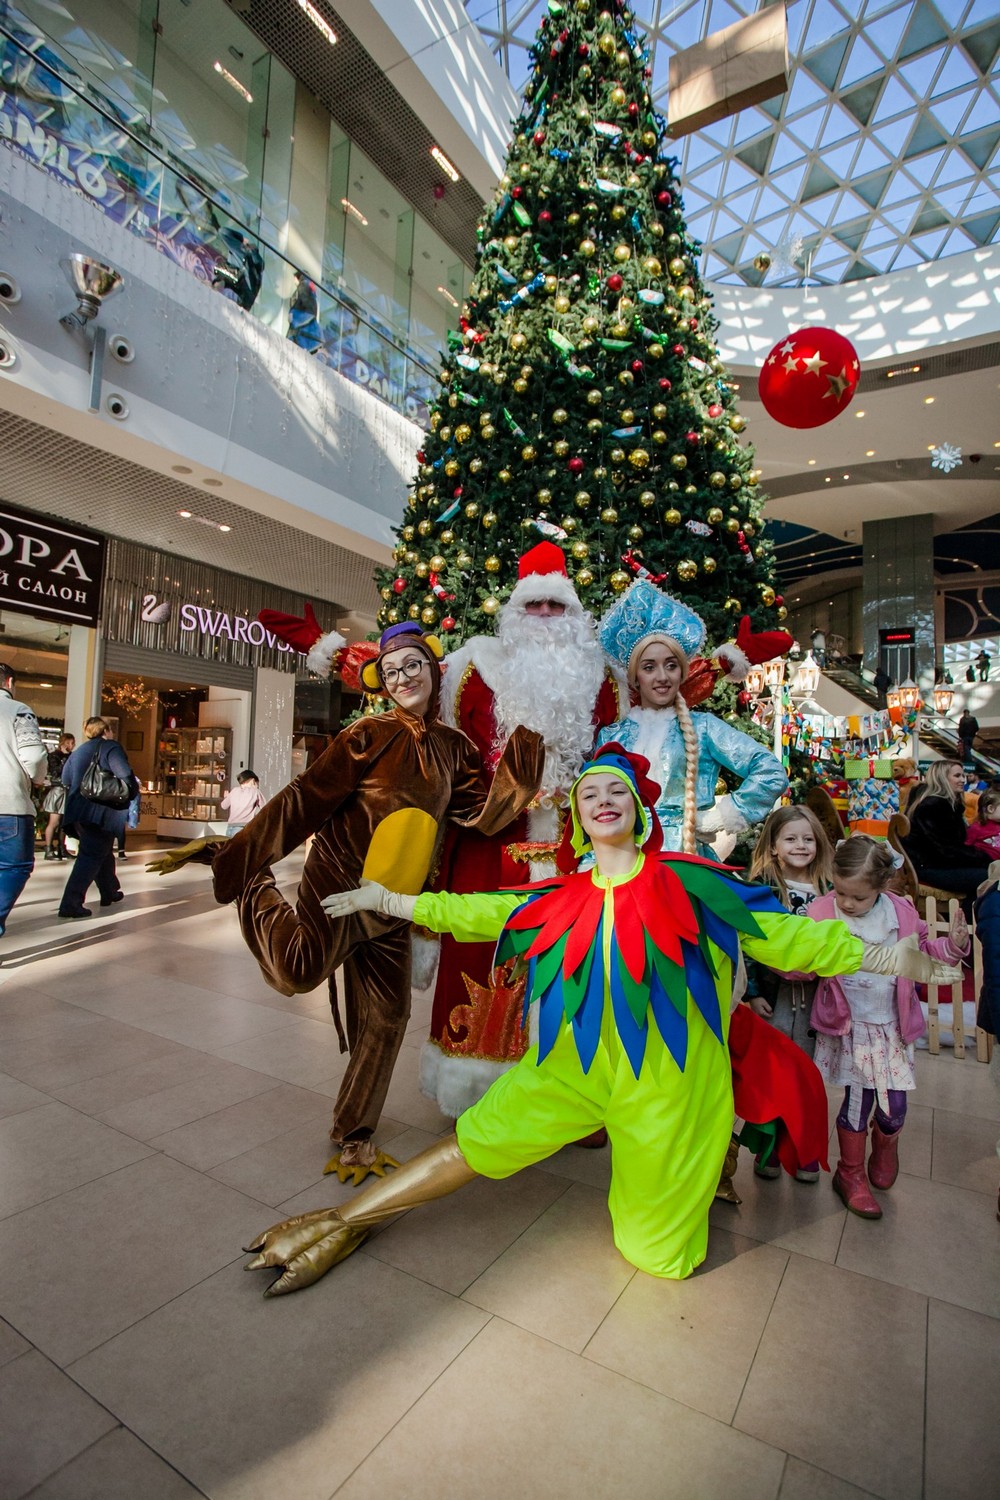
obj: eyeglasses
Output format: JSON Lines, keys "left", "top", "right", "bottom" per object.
{"left": 381, "top": 657, "right": 428, "bottom": 687}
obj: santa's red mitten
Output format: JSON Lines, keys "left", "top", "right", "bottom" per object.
{"left": 256, "top": 602, "right": 344, "bottom": 676}
{"left": 714, "top": 616, "right": 794, "bottom": 683}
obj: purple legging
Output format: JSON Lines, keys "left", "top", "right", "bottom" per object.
{"left": 837, "top": 1086, "right": 907, "bottom": 1134}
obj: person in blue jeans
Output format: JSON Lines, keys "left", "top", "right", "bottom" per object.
{"left": 0, "top": 662, "right": 47, "bottom": 937}
{"left": 59, "top": 718, "right": 138, "bottom": 919}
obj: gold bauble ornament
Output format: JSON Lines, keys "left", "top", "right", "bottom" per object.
{"left": 726, "top": 517, "right": 740, "bottom": 532}
{"left": 651, "top": 221, "right": 664, "bottom": 238}
{"left": 626, "top": 172, "right": 641, "bottom": 188}
{"left": 429, "top": 554, "right": 446, "bottom": 572}
{"left": 664, "top": 507, "right": 682, "bottom": 525}
{"left": 408, "top": 603, "right": 421, "bottom": 619}
{"left": 576, "top": 0, "right": 590, "bottom": 11}
{"left": 610, "top": 321, "right": 630, "bottom": 338}
{"left": 753, "top": 252, "right": 771, "bottom": 274}
{"left": 609, "top": 569, "right": 631, "bottom": 592}
{"left": 579, "top": 238, "right": 597, "bottom": 257}
{"left": 613, "top": 243, "right": 632, "bottom": 264}
{"left": 387, "top": 608, "right": 399, "bottom": 624}
{"left": 469, "top": 458, "right": 484, "bottom": 475}
{"left": 552, "top": 407, "right": 569, "bottom": 425}
{"left": 724, "top": 597, "right": 741, "bottom": 613}
{"left": 380, "top": 586, "right": 391, "bottom": 601}
{"left": 610, "top": 85, "right": 626, "bottom": 106}
{"left": 597, "top": 32, "right": 615, "bottom": 57}
{"left": 643, "top": 256, "right": 662, "bottom": 276}
{"left": 652, "top": 429, "right": 667, "bottom": 445}
{"left": 587, "top": 418, "right": 603, "bottom": 433}
{"left": 669, "top": 257, "right": 686, "bottom": 277}
{"left": 483, "top": 511, "right": 497, "bottom": 529}
{"left": 484, "top": 555, "right": 501, "bottom": 573}
{"left": 481, "top": 424, "right": 496, "bottom": 440}
{"left": 465, "top": 501, "right": 480, "bottom": 518}
{"left": 627, "top": 524, "right": 643, "bottom": 541}
{"left": 521, "top": 444, "right": 537, "bottom": 462}
{"left": 455, "top": 423, "right": 471, "bottom": 443}
{"left": 562, "top": 516, "right": 577, "bottom": 533}
{"left": 481, "top": 596, "right": 500, "bottom": 616}
{"left": 429, "top": 412, "right": 441, "bottom": 430}
{"left": 648, "top": 343, "right": 664, "bottom": 360}
{"left": 729, "top": 474, "right": 743, "bottom": 490}
{"left": 678, "top": 284, "right": 694, "bottom": 301}
{"left": 628, "top": 448, "right": 650, "bottom": 469}
{"left": 575, "top": 490, "right": 591, "bottom": 508}
{"left": 537, "top": 488, "right": 552, "bottom": 505}
{"left": 729, "top": 414, "right": 746, "bottom": 433}
{"left": 618, "top": 370, "right": 634, "bottom": 386}
{"left": 544, "top": 274, "right": 559, "bottom": 293}
{"left": 493, "top": 370, "right": 506, "bottom": 386}
{"left": 778, "top": 605, "right": 788, "bottom": 621}
{"left": 611, "top": 204, "right": 627, "bottom": 223}
{"left": 444, "top": 459, "right": 459, "bottom": 478}
{"left": 747, "top": 470, "right": 761, "bottom": 487}
{"left": 620, "top": 408, "right": 635, "bottom": 424}
{"left": 639, "top": 489, "right": 655, "bottom": 508}
{"left": 667, "top": 480, "right": 680, "bottom": 493}
{"left": 440, "top": 529, "right": 455, "bottom": 545}
{"left": 421, "top": 606, "right": 437, "bottom": 625}
{"left": 707, "top": 507, "right": 724, "bottom": 524}
{"left": 567, "top": 211, "right": 581, "bottom": 226}
{"left": 448, "top": 393, "right": 459, "bottom": 409}
{"left": 702, "top": 556, "right": 717, "bottom": 573}
{"left": 582, "top": 316, "right": 600, "bottom": 335}
{"left": 709, "top": 471, "right": 727, "bottom": 489}
{"left": 760, "top": 585, "right": 776, "bottom": 606}
{"left": 743, "top": 521, "right": 755, "bottom": 537}
{"left": 402, "top": 524, "right": 415, "bottom": 541}
{"left": 670, "top": 453, "right": 688, "bottom": 470}
{"left": 513, "top": 378, "right": 529, "bottom": 395}
{"left": 498, "top": 469, "right": 512, "bottom": 484}
{"left": 610, "top": 446, "right": 626, "bottom": 464}
{"left": 439, "top": 425, "right": 451, "bottom": 442}
{"left": 510, "top": 331, "right": 527, "bottom": 352}
{"left": 554, "top": 294, "right": 571, "bottom": 314}
{"left": 571, "top": 539, "right": 589, "bottom": 560}
{"left": 652, "top": 403, "right": 667, "bottom": 420}
{"left": 586, "top": 387, "right": 603, "bottom": 405}
{"left": 553, "top": 439, "right": 569, "bottom": 457}
{"left": 593, "top": 466, "right": 608, "bottom": 479}
{"left": 576, "top": 566, "right": 594, "bottom": 587}
{"left": 576, "top": 103, "right": 591, "bottom": 123}
{"left": 676, "top": 559, "right": 697, "bottom": 581}
{"left": 457, "top": 551, "right": 473, "bottom": 568}
{"left": 641, "top": 129, "right": 657, "bottom": 148}
{"left": 600, "top": 506, "right": 619, "bottom": 524}
{"left": 685, "top": 484, "right": 697, "bottom": 496}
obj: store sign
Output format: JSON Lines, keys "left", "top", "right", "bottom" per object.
{"left": 0, "top": 503, "right": 105, "bottom": 626}
{"left": 178, "top": 603, "right": 295, "bottom": 653}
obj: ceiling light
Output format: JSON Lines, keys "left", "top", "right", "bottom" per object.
{"left": 430, "top": 146, "right": 460, "bottom": 183}
{"left": 218, "top": 524, "right": 231, "bottom": 533}
{"left": 855, "top": 410, "right": 865, "bottom": 417}
{"left": 824, "top": 476, "right": 831, "bottom": 482}
{"left": 843, "top": 473, "right": 850, "bottom": 480}
{"left": 177, "top": 509, "right": 192, "bottom": 518}
{"left": 437, "top": 285, "right": 459, "bottom": 307}
{"left": 171, "top": 464, "right": 192, "bottom": 474}
{"left": 866, "top": 449, "right": 875, "bottom": 457}
{"left": 807, "top": 458, "right": 816, "bottom": 465}
{"left": 294, "top": 0, "right": 336, "bottom": 46}
{"left": 39, "top": 681, "right": 52, "bottom": 688}
{"left": 885, "top": 363, "right": 921, "bottom": 379}
{"left": 213, "top": 61, "right": 252, "bottom": 103}
{"left": 924, "top": 396, "right": 935, "bottom": 404}
{"left": 341, "top": 198, "right": 368, "bottom": 226}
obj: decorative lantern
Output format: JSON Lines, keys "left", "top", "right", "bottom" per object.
{"left": 932, "top": 685, "right": 954, "bottom": 715}
{"left": 898, "top": 678, "right": 920, "bottom": 712}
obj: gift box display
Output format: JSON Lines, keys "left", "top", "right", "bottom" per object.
{"left": 845, "top": 758, "right": 899, "bottom": 837}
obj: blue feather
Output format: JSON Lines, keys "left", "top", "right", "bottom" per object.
{"left": 571, "top": 916, "right": 607, "bottom": 1073}
{"left": 649, "top": 965, "right": 688, "bottom": 1072}
{"left": 609, "top": 934, "right": 648, "bottom": 1078}
{"left": 699, "top": 902, "right": 739, "bottom": 965}
{"left": 681, "top": 938, "right": 724, "bottom": 1045}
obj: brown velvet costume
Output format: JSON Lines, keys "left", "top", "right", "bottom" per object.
{"left": 212, "top": 666, "right": 542, "bottom": 1144}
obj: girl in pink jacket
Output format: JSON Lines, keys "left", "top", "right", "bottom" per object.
{"left": 806, "top": 836, "right": 968, "bottom": 1219}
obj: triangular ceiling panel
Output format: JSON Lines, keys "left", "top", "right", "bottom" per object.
{"left": 804, "top": 34, "right": 851, "bottom": 90}
{"left": 734, "top": 134, "right": 774, "bottom": 176}
{"left": 899, "top": 2, "right": 950, "bottom": 62}
{"left": 960, "top": 126, "right": 1000, "bottom": 170}
{"left": 961, "top": 21, "right": 1000, "bottom": 76}
{"left": 841, "top": 40, "right": 885, "bottom": 89}
{"left": 841, "top": 76, "right": 885, "bottom": 126}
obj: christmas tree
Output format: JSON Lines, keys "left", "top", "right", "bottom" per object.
{"left": 376, "top": 0, "right": 786, "bottom": 650}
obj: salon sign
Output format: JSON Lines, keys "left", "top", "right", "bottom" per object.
{"left": 0, "top": 503, "right": 105, "bottom": 626}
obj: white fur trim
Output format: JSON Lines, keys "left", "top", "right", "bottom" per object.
{"left": 507, "top": 569, "right": 581, "bottom": 612}
{"left": 419, "top": 1039, "right": 515, "bottom": 1118}
{"left": 410, "top": 933, "right": 441, "bottom": 993}
{"left": 714, "top": 642, "right": 751, "bottom": 684}
{"left": 305, "top": 629, "right": 345, "bottom": 677}
{"left": 695, "top": 793, "right": 749, "bottom": 836}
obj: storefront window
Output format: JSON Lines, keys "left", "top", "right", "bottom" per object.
{"left": 0, "top": 607, "right": 71, "bottom": 743}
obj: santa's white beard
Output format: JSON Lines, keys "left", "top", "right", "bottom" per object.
{"left": 492, "top": 608, "right": 607, "bottom": 798}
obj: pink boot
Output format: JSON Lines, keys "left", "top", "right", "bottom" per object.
{"left": 832, "top": 1124, "right": 882, "bottom": 1219}
{"left": 868, "top": 1120, "right": 900, "bottom": 1190}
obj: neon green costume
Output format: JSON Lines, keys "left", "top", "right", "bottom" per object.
{"left": 413, "top": 854, "right": 861, "bottom": 1279}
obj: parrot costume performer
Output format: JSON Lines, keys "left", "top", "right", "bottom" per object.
{"left": 242, "top": 745, "right": 956, "bottom": 1296}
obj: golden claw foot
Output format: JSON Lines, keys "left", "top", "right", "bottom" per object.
{"left": 146, "top": 836, "right": 224, "bottom": 876}
{"left": 714, "top": 1136, "right": 743, "bottom": 1205}
{"left": 243, "top": 1210, "right": 367, "bottom": 1295}
{"left": 323, "top": 1148, "right": 402, "bottom": 1186}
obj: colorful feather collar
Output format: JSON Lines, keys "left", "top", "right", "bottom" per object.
{"left": 495, "top": 853, "right": 784, "bottom": 1079}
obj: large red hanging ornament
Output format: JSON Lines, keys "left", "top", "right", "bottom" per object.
{"left": 759, "top": 326, "right": 860, "bottom": 429}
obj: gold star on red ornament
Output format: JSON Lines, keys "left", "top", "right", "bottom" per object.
{"left": 801, "top": 351, "right": 826, "bottom": 376}
{"left": 782, "top": 354, "right": 799, "bottom": 373}
{"left": 824, "top": 368, "right": 850, "bottom": 400}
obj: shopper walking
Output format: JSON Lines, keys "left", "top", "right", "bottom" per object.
{"left": 0, "top": 662, "right": 47, "bottom": 938}
{"left": 957, "top": 708, "right": 980, "bottom": 764}
{"left": 221, "top": 769, "right": 266, "bottom": 836}
{"left": 59, "top": 717, "right": 137, "bottom": 919}
{"left": 43, "top": 732, "right": 75, "bottom": 859}
{"left": 976, "top": 649, "right": 991, "bottom": 682}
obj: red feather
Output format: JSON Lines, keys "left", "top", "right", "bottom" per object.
{"left": 561, "top": 883, "right": 606, "bottom": 977}
{"left": 614, "top": 887, "right": 647, "bottom": 983}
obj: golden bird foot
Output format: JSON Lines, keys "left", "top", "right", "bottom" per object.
{"left": 323, "top": 1148, "right": 402, "bottom": 1186}
{"left": 145, "top": 836, "right": 224, "bottom": 876}
{"left": 244, "top": 1210, "right": 367, "bottom": 1295}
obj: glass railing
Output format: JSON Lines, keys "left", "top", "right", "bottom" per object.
{"left": 0, "top": 14, "right": 438, "bottom": 427}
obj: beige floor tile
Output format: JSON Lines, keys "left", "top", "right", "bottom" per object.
{"left": 898, "top": 1099, "right": 933, "bottom": 1179}
{"left": 212, "top": 1019, "right": 352, "bottom": 1086}
{"left": 0, "top": 1153, "right": 270, "bottom": 1364}
{"left": 912, "top": 1049, "right": 1000, "bottom": 1121}
{"left": 0, "top": 1101, "right": 154, "bottom": 1219}
{"left": 0, "top": 1349, "right": 117, "bottom": 1499}
{"left": 779, "top": 1457, "right": 879, "bottom": 1499}
{"left": 48, "top": 1048, "right": 226, "bottom": 1115}
{"left": 119, "top": 993, "right": 306, "bottom": 1050}
{"left": 271, "top": 1125, "right": 444, "bottom": 1221}
{"left": 70, "top": 1253, "right": 489, "bottom": 1500}
{"left": 1, "top": 1016, "right": 186, "bottom": 1091}
{"left": 25, "top": 1427, "right": 204, "bottom": 1499}
{"left": 148, "top": 1083, "right": 333, "bottom": 1170}
{"left": 0, "top": 1070, "right": 52, "bottom": 1118}
{"left": 734, "top": 1255, "right": 926, "bottom": 1500}
{"left": 0, "top": 1314, "right": 30, "bottom": 1367}
{"left": 930, "top": 1105, "right": 1000, "bottom": 1195}
{"left": 375, "top": 1050, "right": 459, "bottom": 1134}
{"left": 585, "top": 1230, "right": 789, "bottom": 1423}
{"left": 94, "top": 1062, "right": 286, "bottom": 1140}
{"left": 462, "top": 1182, "right": 635, "bottom": 1352}
{"left": 708, "top": 1151, "right": 848, "bottom": 1264}
{"left": 836, "top": 1170, "right": 1000, "bottom": 1317}
{"left": 925, "top": 1298, "right": 1000, "bottom": 1500}
{"left": 207, "top": 1113, "right": 411, "bottom": 1206}
{"left": 0, "top": 986, "right": 104, "bottom": 1042}
{"left": 533, "top": 1135, "right": 615, "bottom": 1189}
{"left": 336, "top": 1316, "right": 787, "bottom": 1500}
{"left": 365, "top": 1164, "right": 571, "bottom": 1295}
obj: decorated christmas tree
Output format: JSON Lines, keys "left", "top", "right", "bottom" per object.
{"left": 376, "top": 0, "right": 786, "bottom": 650}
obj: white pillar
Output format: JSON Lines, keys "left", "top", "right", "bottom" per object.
{"left": 251, "top": 667, "right": 296, "bottom": 798}
{"left": 64, "top": 624, "right": 101, "bottom": 737}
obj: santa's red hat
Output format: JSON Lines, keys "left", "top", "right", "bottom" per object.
{"left": 506, "top": 540, "right": 582, "bottom": 614}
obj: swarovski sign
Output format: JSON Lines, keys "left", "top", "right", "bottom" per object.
{"left": 0, "top": 502, "right": 105, "bottom": 626}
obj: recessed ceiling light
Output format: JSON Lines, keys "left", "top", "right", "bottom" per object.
{"left": 807, "top": 458, "right": 816, "bottom": 465}
{"left": 437, "top": 285, "right": 459, "bottom": 307}
{"left": 927, "top": 444, "right": 935, "bottom": 451}
{"left": 430, "top": 146, "right": 460, "bottom": 183}
{"left": 866, "top": 449, "right": 875, "bottom": 457}
{"left": 843, "top": 473, "right": 850, "bottom": 480}
{"left": 213, "top": 61, "right": 252, "bottom": 103}
{"left": 218, "top": 524, "right": 231, "bottom": 533}
{"left": 924, "top": 396, "right": 934, "bottom": 404}
{"left": 39, "top": 681, "right": 52, "bottom": 688}
{"left": 203, "top": 477, "right": 223, "bottom": 487}
{"left": 855, "top": 410, "right": 865, "bottom": 417}
{"left": 171, "top": 464, "right": 192, "bottom": 474}
{"left": 341, "top": 197, "right": 368, "bottom": 226}
{"left": 294, "top": 0, "right": 336, "bottom": 46}
{"left": 824, "top": 476, "right": 831, "bottom": 482}
{"left": 177, "top": 509, "right": 192, "bottom": 518}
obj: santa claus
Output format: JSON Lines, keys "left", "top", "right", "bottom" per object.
{"left": 420, "top": 541, "right": 623, "bottom": 1117}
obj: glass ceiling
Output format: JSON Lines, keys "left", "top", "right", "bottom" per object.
{"left": 467, "top": 0, "right": 1000, "bottom": 285}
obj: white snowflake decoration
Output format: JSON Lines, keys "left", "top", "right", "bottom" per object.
{"left": 930, "top": 443, "right": 962, "bottom": 473}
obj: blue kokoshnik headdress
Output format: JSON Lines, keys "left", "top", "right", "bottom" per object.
{"left": 599, "top": 578, "right": 706, "bottom": 683}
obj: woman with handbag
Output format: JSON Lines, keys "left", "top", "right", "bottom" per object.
{"left": 42, "top": 733, "right": 74, "bottom": 859}
{"left": 58, "top": 718, "right": 137, "bottom": 919}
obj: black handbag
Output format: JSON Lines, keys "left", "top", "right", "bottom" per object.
{"left": 80, "top": 744, "right": 132, "bottom": 810}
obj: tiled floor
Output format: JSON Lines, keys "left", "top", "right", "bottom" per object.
{"left": 1, "top": 850, "right": 998, "bottom": 1499}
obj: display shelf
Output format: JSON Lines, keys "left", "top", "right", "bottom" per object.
{"left": 155, "top": 726, "right": 232, "bottom": 821}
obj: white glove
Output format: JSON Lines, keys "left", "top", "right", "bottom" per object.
{"left": 695, "top": 794, "right": 749, "bottom": 838}
{"left": 321, "top": 879, "right": 417, "bottom": 922}
{"left": 861, "top": 935, "right": 962, "bottom": 986}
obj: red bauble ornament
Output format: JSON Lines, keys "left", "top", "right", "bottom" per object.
{"left": 672, "top": 343, "right": 685, "bottom": 355}
{"left": 656, "top": 190, "right": 672, "bottom": 207}
{"left": 393, "top": 578, "right": 406, "bottom": 594}
{"left": 759, "top": 326, "right": 861, "bottom": 429}
{"left": 577, "top": 42, "right": 589, "bottom": 56}
{"left": 707, "top": 404, "right": 722, "bottom": 419}
{"left": 659, "top": 378, "right": 671, "bottom": 391}
{"left": 512, "top": 184, "right": 523, "bottom": 199}
{"left": 606, "top": 272, "right": 624, "bottom": 292}
{"left": 686, "top": 430, "right": 700, "bottom": 444}
{"left": 538, "top": 210, "right": 552, "bottom": 225}
{"left": 533, "top": 130, "right": 546, "bottom": 146}
{"left": 416, "top": 449, "right": 425, "bottom": 462}
{"left": 775, "top": 595, "right": 784, "bottom": 606}
{"left": 628, "top": 101, "right": 639, "bottom": 118}
{"left": 568, "top": 456, "right": 585, "bottom": 475}
{"left": 440, "top": 616, "right": 456, "bottom": 632}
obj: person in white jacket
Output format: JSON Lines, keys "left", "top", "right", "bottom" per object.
{"left": 0, "top": 662, "right": 47, "bottom": 937}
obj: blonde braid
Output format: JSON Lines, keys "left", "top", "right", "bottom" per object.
{"left": 673, "top": 692, "right": 700, "bottom": 855}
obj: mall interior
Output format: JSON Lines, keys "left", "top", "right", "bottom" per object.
{"left": 0, "top": 1, "right": 997, "bottom": 1496}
